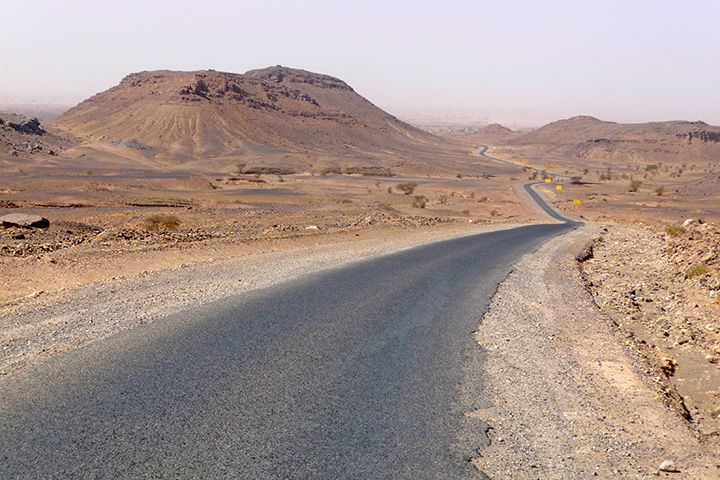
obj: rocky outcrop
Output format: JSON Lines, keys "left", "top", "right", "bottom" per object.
{"left": 0, "top": 115, "right": 46, "bottom": 135}
{"left": 1, "top": 214, "right": 50, "bottom": 229}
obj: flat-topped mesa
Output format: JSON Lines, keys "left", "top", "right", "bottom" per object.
{"left": 244, "top": 65, "right": 354, "bottom": 91}
{"left": 52, "top": 66, "right": 449, "bottom": 162}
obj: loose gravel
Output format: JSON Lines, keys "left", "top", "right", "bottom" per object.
{"left": 471, "top": 224, "right": 720, "bottom": 478}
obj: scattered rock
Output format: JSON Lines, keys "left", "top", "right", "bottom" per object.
{"left": 8, "top": 117, "right": 45, "bottom": 135}
{"left": 659, "top": 460, "right": 678, "bottom": 472}
{"left": 661, "top": 357, "right": 677, "bottom": 376}
{"left": 1, "top": 214, "right": 50, "bottom": 229}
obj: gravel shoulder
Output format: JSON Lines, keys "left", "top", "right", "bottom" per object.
{"left": 471, "top": 224, "right": 720, "bottom": 478}
{"left": 0, "top": 222, "right": 510, "bottom": 378}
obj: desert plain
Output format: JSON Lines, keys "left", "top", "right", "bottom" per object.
{"left": 2, "top": 66, "right": 720, "bottom": 476}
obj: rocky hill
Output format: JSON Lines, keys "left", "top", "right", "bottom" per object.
{"left": 51, "top": 66, "right": 458, "bottom": 165}
{"left": 455, "top": 123, "right": 521, "bottom": 145}
{"left": 503, "top": 115, "right": 720, "bottom": 165}
{"left": 0, "top": 113, "right": 70, "bottom": 159}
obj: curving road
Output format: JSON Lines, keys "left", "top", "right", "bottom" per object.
{"left": 0, "top": 187, "right": 579, "bottom": 479}
{"left": 476, "top": 144, "right": 573, "bottom": 180}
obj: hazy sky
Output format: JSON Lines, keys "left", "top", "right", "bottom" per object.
{"left": 2, "top": 0, "right": 719, "bottom": 126}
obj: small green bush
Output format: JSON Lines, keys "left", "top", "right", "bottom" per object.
{"left": 685, "top": 263, "right": 708, "bottom": 279}
{"left": 665, "top": 225, "right": 685, "bottom": 236}
{"left": 143, "top": 214, "right": 181, "bottom": 231}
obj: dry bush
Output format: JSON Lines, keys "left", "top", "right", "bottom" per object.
{"left": 396, "top": 182, "right": 418, "bottom": 195}
{"left": 143, "top": 214, "right": 181, "bottom": 231}
{"left": 411, "top": 195, "right": 427, "bottom": 208}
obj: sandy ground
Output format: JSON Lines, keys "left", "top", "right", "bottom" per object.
{"left": 472, "top": 225, "right": 720, "bottom": 478}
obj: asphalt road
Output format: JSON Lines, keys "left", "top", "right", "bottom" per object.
{"left": 0, "top": 205, "right": 579, "bottom": 479}
{"left": 476, "top": 145, "right": 573, "bottom": 180}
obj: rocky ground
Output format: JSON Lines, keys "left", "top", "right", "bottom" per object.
{"left": 581, "top": 221, "right": 720, "bottom": 439}
{"left": 473, "top": 225, "right": 720, "bottom": 478}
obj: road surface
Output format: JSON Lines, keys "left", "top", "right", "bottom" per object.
{"left": 0, "top": 195, "right": 579, "bottom": 479}
{"left": 476, "top": 145, "right": 573, "bottom": 180}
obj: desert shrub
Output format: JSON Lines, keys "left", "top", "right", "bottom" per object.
{"left": 437, "top": 194, "right": 449, "bottom": 205}
{"left": 490, "top": 209, "right": 500, "bottom": 216}
{"left": 456, "top": 173, "right": 462, "bottom": 178}
{"left": 396, "top": 182, "right": 418, "bottom": 195}
{"left": 320, "top": 166, "right": 342, "bottom": 175}
{"left": 629, "top": 179, "right": 642, "bottom": 192}
{"left": 570, "top": 176, "right": 583, "bottom": 184}
{"left": 411, "top": 195, "right": 427, "bottom": 208}
{"left": 461, "top": 209, "right": 470, "bottom": 215}
{"left": 387, "top": 186, "right": 393, "bottom": 194}
{"left": 665, "top": 225, "right": 685, "bottom": 236}
{"left": 540, "top": 170, "right": 551, "bottom": 180}
{"left": 655, "top": 186, "right": 665, "bottom": 196}
{"left": 344, "top": 166, "right": 394, "bottom": 177}
{"left": 685, "top": 263, "right": 709, "bottom": 279}
{"left": 478, "top": 196, "right": 489, "bottom": 203}
{"left": 529, "top": 171, "right": 539, "bottom": 180}
{"left": 143, "top": 214, "right": 181, "bottom": 231}
{"left": 599, "top": 167, "right": 612, "bottom": 181}
{"left": 244, "top": 166, "right": 296, "bottom": 175}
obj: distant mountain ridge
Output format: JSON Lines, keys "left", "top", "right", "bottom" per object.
{"left": 52, "top": 66, "right": 454, "bottom": 164}
{"left": 502, "top": 115, "right": 720, "bottom": 164}
{"left": 455, "top": 123, "right": 521, "bottom": 144}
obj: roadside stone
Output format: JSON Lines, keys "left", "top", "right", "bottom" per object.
{"left": 0, "top": 214, "right": 50, "bottom": 229}
{"left": 659, "top": 460, "right": 677, "bottom": 472}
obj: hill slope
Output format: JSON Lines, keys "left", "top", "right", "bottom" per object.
{"left": 505, "top": 115, "right": 720, "bottom": 165}
{"left": 52, "top": 66, "right": 457, "bottom": 165}
{"left": 455, "top": 123, "right": 521, "bottom": 145}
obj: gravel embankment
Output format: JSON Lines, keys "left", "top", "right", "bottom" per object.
{"left": 1, "top": 224, "right": 510, "bottom": 378}
{"left": 472, "top": 224, "right": 720, "bottom": 478}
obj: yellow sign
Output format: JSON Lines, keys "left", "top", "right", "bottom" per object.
{"left": 549, "top": 163, "right": 555, "bottom": 167}
{"left": 545, "top": 178, "right": 551, "bottom": 183}
{"left": 556, "top": 185, "right": 562, "bottom": 190}
{"left": 573, "top": 199, "right": 581, "bottom": 204}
